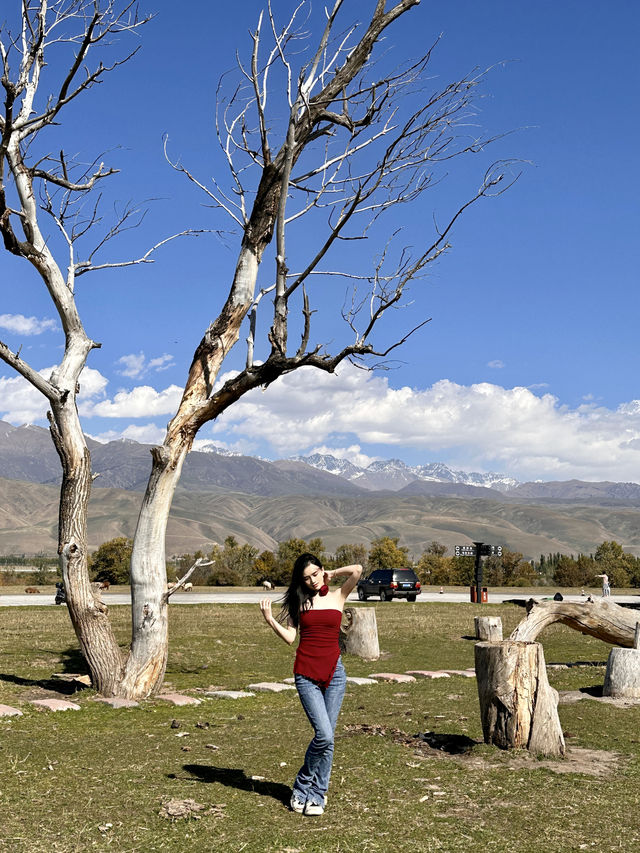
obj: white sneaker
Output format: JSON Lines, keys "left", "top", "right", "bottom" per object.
{"left": 304, "top": 801, "right": 325, "bottom": 816}
{"left": 290, "top": 794, "right": 306, "bottom": 813}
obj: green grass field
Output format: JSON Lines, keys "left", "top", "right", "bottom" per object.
{"left": 1, "top": 601, "right": 639, "bottom": 852}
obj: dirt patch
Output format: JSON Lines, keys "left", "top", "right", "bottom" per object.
{"left": 504, "top": 747, "right": 622, "bottom": 777}
{"left": 559, "top": 689, "right": 640, "bottom": 708}
{"left": 158, "top": 798, "right": 226, "bottom": 820}
{"left": 341, "top": 723, "right": 623, "bottom": 777}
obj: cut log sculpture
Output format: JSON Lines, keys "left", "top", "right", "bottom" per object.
{"left": 340, "top": 607, "right": 380, "bottom": 660}
{"left": 475, "top": 640, "right": 565, "bottom": 757}
{"left": 474, "top": 599, "right": 640, "bottom": 756}
{"left": 603, "top": 624, "right": 640, "bottom": 699}
{"left": 474, "top": 615, "right": 503, "bottom": 642}
{"left": 510, "top": 597, "right": 640, "bottom": 647}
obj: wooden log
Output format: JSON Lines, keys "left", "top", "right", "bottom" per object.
{"left": 510, "top": 598, "right": 640, "bottom": 647}
{"left": 474, "top": 615, "right": 503, "bottom": 642}
{"left": 603, "top": 647, "right": 640, "bottom": 698}
{"left": 340, "top": 607, "right": 380, "bottom": 660}
{"left": 475, "top": 640, "right": 565, "bottom": 757}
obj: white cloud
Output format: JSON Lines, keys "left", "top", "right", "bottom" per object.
{"left": 487, "top": 359, "right": 505, "bottom": 369}
{"left": 88, "top": 384, "right": 183, "bottom": 418}
{"left": 0, "top": 314, "right": 57, "bottom": 335}
{"left": 208, "top": 364, "right": 640, "bottom": 482}
{"left": 116, "top": 352, "right": 146, "bottom": 378}
{"left": 148, "top": 354, "right": 174, "bottom": 372}
{"left": 116, "top": 352, "right": 175, "bottom": 378}
{"left": 0, "top": 365, "right": 108, "bottom": 425}
{"left": 87, "top": 423, "right": 167, "bottom": 445}
{"left": 8, "top": 359, "right": 640, "bottom": 484}
{"left": 0, "top": 373, "right": 48, "bottom": 424}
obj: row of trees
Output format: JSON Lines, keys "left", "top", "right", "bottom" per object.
{"left": 89, "top": 536, "right": 640, "bottom": 589}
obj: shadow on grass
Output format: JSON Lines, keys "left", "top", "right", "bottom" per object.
{"left": 414, "top": 732, "right": 479, "bottom": 755}
{"left": 0, "top": 644, "right": 89, "bottom": 694}
{"left": 0, "top": 672, "right": 90, "bottom": 694}
{"left": 175, "top": 765, "right": 291, "bottom": 805}
{"left": 579, "top": 684, "right": 604, "bottom": 697}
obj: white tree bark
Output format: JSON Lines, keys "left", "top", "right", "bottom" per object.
{"left": 475, "top": 640, "right": 565, "bottom": 757}
{"left": 603, "top": 648, "right": 640, "bottom": 698}
{"left": 510, "top": 598, "right": 640, "bottom": 647}
{"left": 340, "top": 607, "right": 380, "bottom": 660}
{"left": 474, "top": 615, "right": 503, "bottom": 642}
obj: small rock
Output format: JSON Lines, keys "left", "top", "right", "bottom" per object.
{"left": 246, "top": 682, "right": 296, "bottom": 693}
{"left": 170, "top": 719, "right": 181, "bottom": 728}
{"left": 205, "top": 690, "right": 255, "bottom": 700}
{"left": 93, "top": 697, "right": 139, "bottom": 708}
{"left": 158, "top": 693, "right": 201, "bottom": 706}
{"left": 30, "top": 699, "right": 81, "bottom": 712}
{"left": 368, "top": 673, "right": 417, "bottom": 683}
{"left": 405, "top": 670, "right": 451, "bottom": 679}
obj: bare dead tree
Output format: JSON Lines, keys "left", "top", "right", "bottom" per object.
{"left": 1, "top": 0, "right": 515, "bottom": 698}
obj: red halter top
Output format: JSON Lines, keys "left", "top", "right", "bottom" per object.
{"left": 293, "top": 608, "right": 342, "bottom": 688}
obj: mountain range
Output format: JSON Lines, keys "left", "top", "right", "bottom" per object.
{"left": 3, "top": 421, "right": 640, "bottom": 558}
{"left": 291, "top": 453, "right": 519, "bottom": 493}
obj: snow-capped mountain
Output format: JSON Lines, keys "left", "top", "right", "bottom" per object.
{"left": 197, "top": 443, "right": 244, "bottom": 457}
{"left": 292, "top": 453, "right": 519, "bottom": 493}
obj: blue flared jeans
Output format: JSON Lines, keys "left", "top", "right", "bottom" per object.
{"left": 292, "top": 657, "right": 347, "bottom": 807}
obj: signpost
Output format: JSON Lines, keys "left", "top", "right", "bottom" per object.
{"left": 454, "top": 542, "right": 503, "bottom": 603}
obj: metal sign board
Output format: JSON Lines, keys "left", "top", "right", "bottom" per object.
{"left": 455, "top": 544, "right": 503, "bottom": 558}
{"left": 454, "top": 545, "right": 476, "bottom": 557}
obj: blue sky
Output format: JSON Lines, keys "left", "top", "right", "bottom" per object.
{"left": 1, "top": 0, "right": 639, "bottom": 483}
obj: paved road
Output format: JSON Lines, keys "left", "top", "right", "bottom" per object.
{"left": 1, "top": 591, "right": 638, "bottom": 607}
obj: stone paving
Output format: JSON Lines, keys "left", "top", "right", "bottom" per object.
{"left": 0, "top": 667, "right": 476, "bottom": 717}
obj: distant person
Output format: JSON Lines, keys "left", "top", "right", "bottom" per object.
{"left": 595, "top": 572, "right": 611, "bottom": 597}
{"left": 259, "top": 553, "right": 362, "bottom": 816}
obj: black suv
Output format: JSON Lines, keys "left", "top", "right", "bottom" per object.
{"left": 357, "top": 568, "right": 421, "bottom": 602}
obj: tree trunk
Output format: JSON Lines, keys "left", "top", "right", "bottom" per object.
{"left": 340, "top": 607, "right": 380, "bottom": 660}
{"left": 474, "top": 615, "right": 503, "bottom": 642}
{"left": 603, "top": 644, "right": 640, "bottom": 698}
{"left": 510, "top": 598, "right": 640, "bottom": 647}
{"left": 50, "top": 409, "right": 124, "bottom": 696}
{"left": 118, "top": 443, "right": 190, "bottom": 699}
{"left": 475, "top": 640, "right": 565, "bottom": 757}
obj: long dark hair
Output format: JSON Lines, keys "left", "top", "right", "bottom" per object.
{"left": 278, "top": 552, "right": 323, "bottom": 629}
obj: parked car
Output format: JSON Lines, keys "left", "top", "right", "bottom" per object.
{"left": 357, "top": 568, "right": 421, "bottom": 602}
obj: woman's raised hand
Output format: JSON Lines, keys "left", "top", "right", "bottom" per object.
{"left": 260, "top": 598, "right": 274, "bottom": 624}
{"left": 324, "top": 569, "right": 335, "bottom": 583}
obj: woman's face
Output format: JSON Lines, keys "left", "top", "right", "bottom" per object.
{"left": 302, "top": 563, "right": 323, "bottom": 592}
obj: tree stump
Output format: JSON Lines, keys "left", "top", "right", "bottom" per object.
{"left": 603, "top": 627, "right": 640, "bottom": 698}
{"left": 474, "top": 615, "right": 503, "bottom": 642}
{"left": 603, "top": 649, "right": 640, "bottom": 698}
{"left": 340, "top": 607, "right": 380, "bottom": 660}
{"left": 475, "top": 640, "right": 565, "bottom": 757}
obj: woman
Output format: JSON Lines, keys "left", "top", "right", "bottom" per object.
{"left": 260, "top": 552, "right": 362, "bottom": 816}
